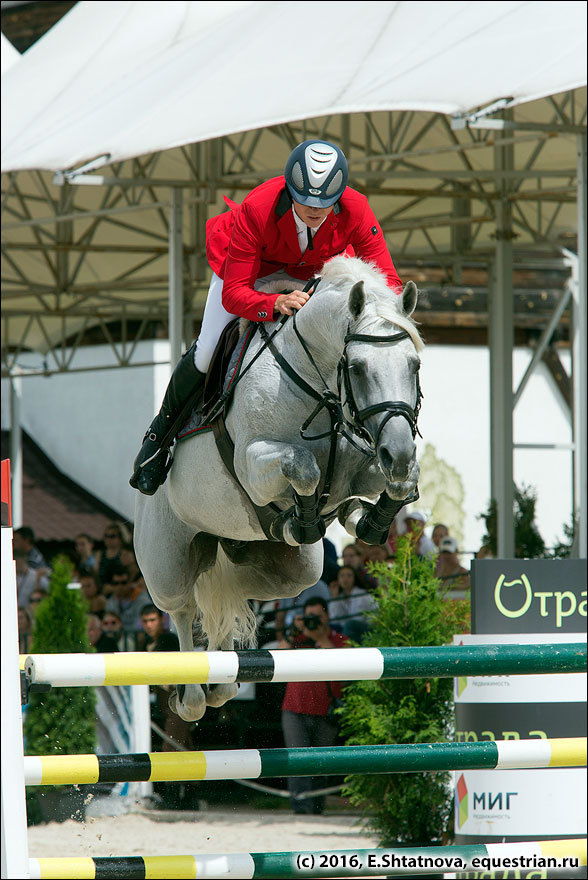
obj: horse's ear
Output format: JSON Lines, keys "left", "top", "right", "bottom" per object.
{"left": 401, "top": 280, "right": 418, "bottom": 317}
{"left": 348, "top": 281, "right": 365, "bottom": 318}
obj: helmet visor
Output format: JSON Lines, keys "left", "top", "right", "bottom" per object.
{"left": 286, "top": 183, "right": 341, "bottom": 209}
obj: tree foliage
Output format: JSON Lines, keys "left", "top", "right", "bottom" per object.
{"left": 338, "top": 537, "right": 469, "bottom": 846}
{"left": 23, "top": 556, "right": 96, "bottom": 820}
{"left": 478, "top": 483, "right": 547, "bottom": 558}
{"left": 551, "top": 517, "right": 576, "bottom": 558}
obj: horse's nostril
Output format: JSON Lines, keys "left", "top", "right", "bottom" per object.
{"left": 378, "top": 447, "right": 394, "bottom": 472}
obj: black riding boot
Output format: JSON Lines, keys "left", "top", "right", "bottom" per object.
{"left": 130, "top": 343, "right": 206, "bottom": 495}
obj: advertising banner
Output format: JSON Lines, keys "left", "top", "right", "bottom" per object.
{"left": 454, "top": 633, "right": 586, "bottom": 845}
{"left": 454, "top": 632, "right": 587, "bottom": 705}
{"left": 470, "top": 559, "right": 586, "bottom": 634}
{"left": 455, "top": 768, "right": 586, "bottom": 839}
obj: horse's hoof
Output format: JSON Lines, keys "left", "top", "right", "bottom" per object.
{"left": 168, "top": 686, "right": 206, "bottom": 722}
{"left": 204, "top": 682, "right": 239, "bottom": 708}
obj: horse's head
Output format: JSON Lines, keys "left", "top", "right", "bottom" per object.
{"left": 321, "top": 257, "right": 423, "bottom": 491}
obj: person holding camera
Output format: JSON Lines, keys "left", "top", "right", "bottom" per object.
{"left": 278, "top": 595, "right": 349, "bottom": 815}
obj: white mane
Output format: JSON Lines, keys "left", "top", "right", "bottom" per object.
{"left": 255, "top": 257, "right": 424, "bottom": 352}
{"left": 320, "top": 256, "right": 424, "bottom": 352}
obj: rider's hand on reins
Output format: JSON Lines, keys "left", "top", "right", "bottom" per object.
{"left": 274, "top": 289, "right": 310, "bottom": 317}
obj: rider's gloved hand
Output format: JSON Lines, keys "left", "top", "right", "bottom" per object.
{"left": 273, "top": 289, "right": 310, "bottom": 317}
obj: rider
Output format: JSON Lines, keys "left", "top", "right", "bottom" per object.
{"left": 130, "top": 140, "right": 403, "bottom": 495}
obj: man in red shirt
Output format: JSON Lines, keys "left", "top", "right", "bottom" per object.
{"left": 130, "top": 140, "right": 402, "bottom": 496}
{"left": 279, "top": 596, "right": 349, "bottom": 815}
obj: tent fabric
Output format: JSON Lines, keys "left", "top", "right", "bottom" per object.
{"left": 1, "top": 33, "right": 21, "bottom": 75}
{"left": 1, "top": 0, "right": 587, "bottom": 173}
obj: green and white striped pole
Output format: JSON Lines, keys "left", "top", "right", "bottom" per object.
{"left": 23, "top": 642, "right": 587, "bottom": 688}
{"left": 28, "top": 838, "right": 588, "bottom": 879}
{"left": 23, "top": 738, "right": 587, "bottom": 786}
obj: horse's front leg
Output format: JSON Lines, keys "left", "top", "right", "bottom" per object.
{"left": 236, "top": 439, "right": 325, "bottom": 545}
{"left": 339, "top": 463, "right": 421, "bottom": 545}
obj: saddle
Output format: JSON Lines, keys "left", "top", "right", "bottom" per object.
{"left": 177, "top": 318, "right": 247, "bottom": 441}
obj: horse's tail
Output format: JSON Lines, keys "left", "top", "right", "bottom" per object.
{"left": 194, "top": 545, "right": 257, "bottom": 650}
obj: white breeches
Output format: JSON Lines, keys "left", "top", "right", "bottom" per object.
{"left": 193, "top": 271, "right": 300, "bottom": 372}
{"left": 193, "top": 273, "right": 234, "bottom": 372}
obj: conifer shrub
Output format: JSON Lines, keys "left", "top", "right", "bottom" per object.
{"left": 478, "top": 484, "right": 546, "bottom": 558}
{"left": 338, "top": 536, "right": 469, "bottom": 846}
{"left": 23, "top": 555, "right": 96, "bottom": 824}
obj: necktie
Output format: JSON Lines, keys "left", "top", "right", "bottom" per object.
{"left": 306, "top": 226, "right": 314, "bottom": 251}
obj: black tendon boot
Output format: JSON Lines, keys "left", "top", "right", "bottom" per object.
{"left": 130, "top": 343, "right": 206, "bottom": 495}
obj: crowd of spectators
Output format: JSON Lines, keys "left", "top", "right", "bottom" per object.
{"left": 15, "top": 509, "right": 476, "bottom": 654}
{"left": 15, "top": 521, "right": 157, "bottom": 654}
{"left": 258, "top": 511, "right": 475, "bottom": 649}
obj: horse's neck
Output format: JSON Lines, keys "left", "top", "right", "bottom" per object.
{"left": 276, "top": 290, "right": 347, "bottom": 383}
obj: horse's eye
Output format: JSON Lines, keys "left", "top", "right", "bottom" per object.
{"left": 348, "top": 361, "right": 362, "bottom": 374}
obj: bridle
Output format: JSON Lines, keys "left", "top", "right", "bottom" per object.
{"left": 338, "top": 329, "right": 422, "bottom": 450}
{"left": 259, "top": 298, "right": 423, "bottom": 509}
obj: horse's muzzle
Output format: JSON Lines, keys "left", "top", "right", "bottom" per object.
{"left": 377, "top": 441, "right": 416, "bottom": 483}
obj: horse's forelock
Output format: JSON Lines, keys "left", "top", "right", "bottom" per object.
{"left": 360, "top": 293, "right": 424, "bottom": 353}
{"left": 321, "top": 256, "right": 424, "bottom": 352}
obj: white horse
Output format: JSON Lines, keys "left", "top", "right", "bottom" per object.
{"left": 134, "top": 256, "right": 424, "bottom": 721}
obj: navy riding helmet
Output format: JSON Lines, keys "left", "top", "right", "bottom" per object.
{"left": 284, "top": 140, "right": 348, "bottom": 209}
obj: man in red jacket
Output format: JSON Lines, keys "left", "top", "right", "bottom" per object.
{"left": 130, "top": 140, "right": 402, "bottom": 495}
{"left": 279, "top": 595, "right": 349, "bottom": 814}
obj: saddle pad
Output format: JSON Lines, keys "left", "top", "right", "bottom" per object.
{"left": 177, "top": 324, "right": 256, "bottom": 443}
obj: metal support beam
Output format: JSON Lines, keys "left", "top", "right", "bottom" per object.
{"left": 541, "top": 347, "right": 572, "bottom": 411}
{"left": 464, "top": 119, "right": 587, "bottom": 135}
{"left": 168, "top": 188, "right": 184, "bottom": 366}
{"left": 513, "top": 285, "right": 572, "bottom": 407}
{"left": 9, "top": 372, "right": 23, "bottom": 529}
{"left": 490, "top": 126, "right": 515, "bottom": 557}
{"left": 572, "top": 134, "right": 587, "bottom": 557}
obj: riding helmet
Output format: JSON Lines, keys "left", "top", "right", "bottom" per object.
{"left": 284, "top": 140, "right": 348, "bottom": 208}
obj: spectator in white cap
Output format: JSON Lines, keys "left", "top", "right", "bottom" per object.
{"left": 435, "top": 536, "right": 470, "bottom": 599}
{"left": 403, "top": 510, "right": 436, "bottom": 558}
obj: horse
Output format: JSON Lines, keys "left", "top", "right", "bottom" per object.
{"left": 133, "top": 256, "right": 424, "bottom": 721}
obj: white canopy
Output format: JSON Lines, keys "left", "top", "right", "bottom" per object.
{"left": 1, "top": 33, "right": 20, "bottom": 75}
{"left": 2, "top": 0, "right": 586, "bottom": 173}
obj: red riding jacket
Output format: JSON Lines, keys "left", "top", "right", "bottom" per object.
{"left": 206, "top": 176, "right": 402, "bottom": 322}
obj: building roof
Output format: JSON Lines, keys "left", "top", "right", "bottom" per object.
{"left": 1, "top": 430, "right": 126, "bottom": 540}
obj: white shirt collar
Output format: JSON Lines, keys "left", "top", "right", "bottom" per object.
{"left": 292, "top": 205, "right": 327, "bottom": 253}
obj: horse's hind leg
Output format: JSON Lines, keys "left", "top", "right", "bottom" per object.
{"left": 202, "top": 631, "right": 239, "bottom": 709}
{"left": 135, "top": 491, "right": 217, "bottom": 722}
{"left": 167, "top": 600, "right": 208, "bottom": 723}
